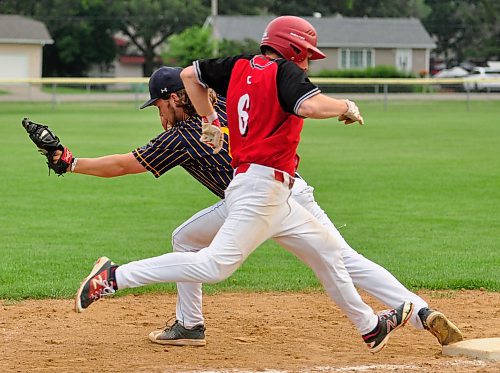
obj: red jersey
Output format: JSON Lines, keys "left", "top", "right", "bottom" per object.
{"left": 194, "top": 55, "right": 320, "bottom": 176}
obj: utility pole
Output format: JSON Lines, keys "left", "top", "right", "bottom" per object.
{"left": 211, "top": 0, "right": 219, "bottom": 57}
{"left": 211, "top": 0, "right": 218, "bottom": 17}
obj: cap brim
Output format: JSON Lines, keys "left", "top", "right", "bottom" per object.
{"left": 139, "top": 97, "right": 159, "bottom": 109}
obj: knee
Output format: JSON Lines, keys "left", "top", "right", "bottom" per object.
{"left": 204, "top": 251, "right": 242, "bottom": 283}
{"left": 171, "top": 225, "right": 196, "bottom": 253}
{"left": 207, "top": 269, "right": 231, "bottom": 283}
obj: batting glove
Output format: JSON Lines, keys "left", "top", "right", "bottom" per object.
{"left": 338, "top": 99, "right": 364, "bottom": 125}
{"left": 200, "top": 113, "right": 224, "bottom": 154}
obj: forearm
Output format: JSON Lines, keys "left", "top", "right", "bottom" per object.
{"left": 180, "top": 66, "right": 216, "bottom": 117}
{"left": 73, "top": 153, "right": 146, "bottom": 177}
{"left": 297, "top": 93, "right": 348, "bottom": 119}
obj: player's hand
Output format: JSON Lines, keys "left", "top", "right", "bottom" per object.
{"left": 338, "top": 99, "right": 364, "bottom": 125}
{"left": 22, "top": 118, "right": 74, "bottom": 175}
{"left": 200, "top": 115, "right": 223, "bottom": 154}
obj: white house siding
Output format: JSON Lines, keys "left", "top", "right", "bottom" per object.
{"left": 0, "top": 43, "right": 42, "bottom": 78}
{"left": 310, "top": 48, "right": 339, "bottom": 72}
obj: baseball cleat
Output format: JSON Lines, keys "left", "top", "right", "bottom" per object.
{"left": 75, "top": 256, "right": 117, "bottom": 313}
{"left": 363, "top": 301, "right": 414, "bottom": 354}
{"left": 418, "top": 308, "right": 463, "bottom": 345}
{"left": 149, "top": 320, "right": 206, "bottom": 346}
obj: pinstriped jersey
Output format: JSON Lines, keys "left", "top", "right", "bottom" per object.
{"left": 132, "top": 95, "right": 232, "bottom": 198}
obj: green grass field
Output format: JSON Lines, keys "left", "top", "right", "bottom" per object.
{"left": 1, "top": 100, "right": 499, "bottom": 299}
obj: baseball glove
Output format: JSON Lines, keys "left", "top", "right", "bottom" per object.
{"left": 22, "top": 117, "right": 73, "bottom": 175}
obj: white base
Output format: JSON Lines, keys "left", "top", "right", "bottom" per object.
{"left": 442, "top": 337, "right": 500, "bottom": 361}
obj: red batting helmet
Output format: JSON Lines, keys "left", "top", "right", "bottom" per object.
{"left": 260, "top": 16, "right": 326, "bottom": 69}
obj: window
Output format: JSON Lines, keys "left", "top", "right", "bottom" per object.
{"left": 339, "top": 48, "right": 375, "bottom": 69}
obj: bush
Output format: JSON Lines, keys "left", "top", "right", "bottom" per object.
{"left": 311, "top": 65, "right": 415, "bottom": 79}
{"left": 311, "top": 65, "right": 417, "bottom": 93}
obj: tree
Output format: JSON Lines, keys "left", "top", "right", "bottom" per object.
{"left": 344, "top": 0, "right": 429, "bottom": 18}
{"left": 423, "top": 0, "right": 500, "bottom": 64}
{"left": 110, "top": 0, "right": 208, "bottom": 76}
{"left": 217, "top": 38, "right": 260, "bottom": 56}
{"left": 201, "top": 0, "right": 272, "bottom": 15}
{"left": 266, "top": 0, "right": 428, "bottom": 18}
{"left": 163, "top": 25, "right": 260, "bottom": 67}
{"left": 163, "top": 26, "right": 215, "bottom": 67}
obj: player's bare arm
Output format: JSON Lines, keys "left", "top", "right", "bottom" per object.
{"left": 22, "top": 118, "right": 147, "bottom": 177}
{"left": 70, "top": 153, "right": 146, "bottom": 177}
{"left": 298, "top": 94, "right": 364, "bottom": 125}
{"left": 181, "top": 67, "right": 214, "bottom": 117}
{"left": 181, "top": 66, "right": 224, "bottom": 153}
{"left": 49, "top": 150, "right": 146, "bottom": 177}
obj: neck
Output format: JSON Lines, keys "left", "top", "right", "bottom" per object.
{"left": 264, "top": 51, "right": 281, "bottom": 60}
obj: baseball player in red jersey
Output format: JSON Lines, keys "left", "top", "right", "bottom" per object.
{"left": 179, "top": 16, "right": 412, "bottom": 353}
{"left": 76, "top": 16, "right": 411, "bottom": 354}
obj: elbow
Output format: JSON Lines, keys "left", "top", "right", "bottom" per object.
{"left": 297, "top": 100, "right": 316, "bottom": 118}
{"left": 180, "top": 66, "right": 196, "bottom": 86}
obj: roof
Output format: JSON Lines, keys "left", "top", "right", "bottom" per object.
{"left": 0, "top": 14, "right": 53, "bottom": 45}
{"left": 211, "top": 15, "right": 436, "bottom": 49}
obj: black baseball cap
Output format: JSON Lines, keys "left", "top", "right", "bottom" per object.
{"left": 139, "top": 66, "right": 184, "bottom": 109}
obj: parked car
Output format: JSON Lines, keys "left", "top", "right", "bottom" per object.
{"left": 463, "top": 67, "right": 500, "bottom": 91}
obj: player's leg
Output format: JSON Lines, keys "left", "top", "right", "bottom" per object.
{"left": 171, "top": 200, "right": 228, "bottom": 329}
{"left": 291, "top": 177, "right": 426, "bottom": 327}
{"left": 291, "top": 177, "right": 462, "bottom": 344}
{"left": 149, "top": 200, "right": 228, "bottom": 346}
{"left": 272, "top": 199, "right": 379, "bottom": 332}
{"left": 77, "top": 173, "right": 288, "bottom": 309}
{"left": 272, "top": 198, "right": 413, "bottom": 353}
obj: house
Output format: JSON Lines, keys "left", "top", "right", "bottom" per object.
{"left": 88, "top": 35, "right": 145, "bottom": 79}
{"left": 0, "top": 14, "right": 53, "bottom": 79}
{"left": 209, "top": 15, "right": 436, "bottom": 75}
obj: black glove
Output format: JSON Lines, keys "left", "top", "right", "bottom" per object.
{"left": 22, "top": 118, "right": 73, "bottom": 175}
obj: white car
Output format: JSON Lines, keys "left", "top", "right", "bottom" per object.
{"left": 463, "top": 67, "right": 500, "bottom": 91}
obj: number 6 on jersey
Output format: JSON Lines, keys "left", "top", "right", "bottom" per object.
{"left": 238, "top": 94, "right": 250, "bottom": 136}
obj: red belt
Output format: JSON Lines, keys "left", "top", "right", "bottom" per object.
{"left": 235, "top": 164, "right": 295, "bottom": 189}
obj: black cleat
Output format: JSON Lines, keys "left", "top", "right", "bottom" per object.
{"left": 363, "top": 301, "right": 414, "bottom": 353}
{"left": 149, "top": 320, "right": 206, "bottom": 346}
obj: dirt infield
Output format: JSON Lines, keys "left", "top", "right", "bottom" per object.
{"left": 1, "top": 290, "right": 499, "bottom": 373}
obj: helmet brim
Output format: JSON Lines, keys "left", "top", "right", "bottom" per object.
{"left": 309, "top": 46, "right": 326, "bottom": 60}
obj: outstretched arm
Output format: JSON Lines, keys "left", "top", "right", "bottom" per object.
{"left": 72, "top": 153, "right": 146, "bottom": 177}
{"left": 297, "top": 93, "right": 364, "bottom": 125}
{"left": 297, "top": 94, "right": 347, "bottom": 118}
{"left": 53, "top": 151, "right": 146, "bottom": 177}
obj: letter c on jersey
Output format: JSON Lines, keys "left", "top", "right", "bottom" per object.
{"left": 247, "top": 76, "right": 252, "bottom": 84}
{"left": 238, "top": 94, "right": 250, "bottom": 136}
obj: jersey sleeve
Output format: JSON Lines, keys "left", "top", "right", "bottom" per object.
{"left": 132, "top": 131, "right": 190, "bottom": 178}
{"left": 193, "top": 55, "right": 251, "bottom": 97}
{"left": 276, "top": 60, "right": 321, "bottom": 115}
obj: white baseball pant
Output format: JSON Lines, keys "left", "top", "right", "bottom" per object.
{"left": 116, "top": 164, "right": 382, "bottom": 335}
{"left": 160, "top": 176, "right": 428, "bottom": 329}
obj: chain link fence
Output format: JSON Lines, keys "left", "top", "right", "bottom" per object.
{"left": 1, "top": 77, "right": 499, "bottom": 110}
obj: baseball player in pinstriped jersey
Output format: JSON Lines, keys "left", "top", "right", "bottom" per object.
{"left": 134, "top": 96, "right": 232, "bottom": 198}
{"left": 73, "top": 16, "right": 462, "bottom": 353}
{"left": 53, "top": 67, "right": 233, "bottom": 195}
